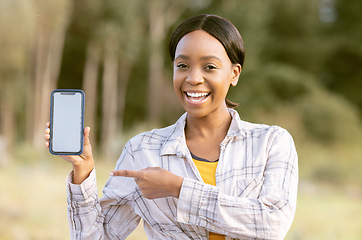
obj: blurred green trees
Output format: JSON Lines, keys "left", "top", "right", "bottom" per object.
{"left": 0, "top": 0, "right": 361, "bottom": 184}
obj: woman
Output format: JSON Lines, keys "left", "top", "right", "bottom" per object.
{"left": 45, "top": 14, "right": 298, "bottom": 240}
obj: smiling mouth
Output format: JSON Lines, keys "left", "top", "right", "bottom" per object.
{"left": 184, "top": 91, "right": 211, "bottom": 103}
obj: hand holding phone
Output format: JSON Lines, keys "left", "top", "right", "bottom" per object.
{"left": 46, "top": 89, "right": 94, "bottom": 184}
{"left": 45, "top": 122, "right": 94, "bottom": 184}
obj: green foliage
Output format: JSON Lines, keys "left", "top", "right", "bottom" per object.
{"left": 322, "top": 44, "right": 362, "bottom": 116}
{"left": 298, "top": 91, "right": 362, "bottom": 144}
{"left": 0, "top": 0, "right": 33, "bottom": 91}
{"left": 235, "top": 62, "right": 362, "bottom": 143}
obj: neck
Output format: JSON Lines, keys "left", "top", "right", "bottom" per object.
{"left": 185, "top": 107, "right": 232, "bottom": 140}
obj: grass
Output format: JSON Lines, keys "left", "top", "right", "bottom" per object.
{"left": 0, "top": 156, "right": 145, "bottom": 240}
{"left": 1, "top": 156, "right": 361, "bottom": 239}
{"left": 286, "top": 182, "right": 362, "bottom": 240}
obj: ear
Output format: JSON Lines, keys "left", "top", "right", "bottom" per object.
{"left": 230, "top": 63, "right": 242, "bottom": 87}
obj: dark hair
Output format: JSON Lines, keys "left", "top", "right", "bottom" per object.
{"left": 169, "top": 14, "right": 245, "bottom": 108}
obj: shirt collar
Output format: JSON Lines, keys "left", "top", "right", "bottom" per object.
{"left": 160, "top": 112, "right": 188, "bottom": 157}
{"left": 225, "top": 108, "right": 247, "bottom": 138}
{"left": 160, "top": 109, "right": 246, "bottom": 156}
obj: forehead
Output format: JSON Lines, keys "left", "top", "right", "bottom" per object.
{"left": 175, "top": 30, "right": 229, "bottom": 60}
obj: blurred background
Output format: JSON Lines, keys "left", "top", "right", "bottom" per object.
{"left": 0, "top": 0, "right": 361, "bottom": 239}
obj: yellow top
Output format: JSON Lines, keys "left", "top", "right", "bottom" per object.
{"left": 192, "top": 153, "right": 225, "bottom": 240}
{"left": 192, "top": 157, "right": 218, "bottom": 185}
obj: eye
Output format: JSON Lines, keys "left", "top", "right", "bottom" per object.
{"left": 205, "top": 64, "right": 217, "bottom": 70}
{"left": 176, "top": 63, "right": 188, "bottom": 69}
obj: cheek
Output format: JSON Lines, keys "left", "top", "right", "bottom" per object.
{"left": 172, "top": 72, "right": 178, "bottom": 88}
{"left": 211, "top": 82, "right": 232, "bottom": 103}
{"left": 173, "top": 70, "right": 184, "bottom": 88}
{"left": 172, "top": 74, "right": 183, "bottom": 98}
{"left": 210, "top": 74, "right": 232, "bottom": 94}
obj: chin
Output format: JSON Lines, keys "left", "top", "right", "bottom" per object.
{"left": 184, "top": 106, "right": 213, "bottom": 119}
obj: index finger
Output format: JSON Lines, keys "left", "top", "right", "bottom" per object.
{"left": 110, "top": 170, "right": 142, "bottom": 178}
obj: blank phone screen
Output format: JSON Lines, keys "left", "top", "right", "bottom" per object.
{"left": 50, "top": 91, "right": 84, "bottom": 154}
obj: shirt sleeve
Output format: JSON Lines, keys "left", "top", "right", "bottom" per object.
{"left": 66, "top": 141, "right": 141, "bottom": 240}
{"left": 176, "top": 128, "right": 298, "bottom": 240}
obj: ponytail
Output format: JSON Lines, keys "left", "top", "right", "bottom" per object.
{"left": 225, "top": 98, "right": 239, "bottom": 109}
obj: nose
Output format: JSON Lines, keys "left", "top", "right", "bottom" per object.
{"left": 186, "top": 69, "right": 204, "bottom": 85}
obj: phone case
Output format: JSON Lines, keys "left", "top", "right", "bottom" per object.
{"left": 49, "top": 89, "right": 85, "bottom": 155}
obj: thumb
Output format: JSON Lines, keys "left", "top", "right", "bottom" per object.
{"left": 141, "top": 167, "right": 162, "bottom": 172}
{"left": 83, "top": 127, "right": 91, "bottom": 145}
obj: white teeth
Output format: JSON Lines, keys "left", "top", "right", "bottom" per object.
{"left": 187, "top": 92, "right": 209, "bottom": 98}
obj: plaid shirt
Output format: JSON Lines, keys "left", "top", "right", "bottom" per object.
{"left": 67, "top": 109, "right": 298, "bottom": 240}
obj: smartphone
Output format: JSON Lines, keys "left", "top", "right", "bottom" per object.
{"left": 49, "top": 89, "right": 85, "bottom": 155}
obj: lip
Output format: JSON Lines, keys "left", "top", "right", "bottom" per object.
{"left": 183, "top": 91, "right": 211, "bottom": 105}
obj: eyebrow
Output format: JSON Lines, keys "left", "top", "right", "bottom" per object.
{"left": 174, "top": 54, "right": 222, "bottom": 62}
{"left": 174, "top": 55, "right": 190, "bottom": 60}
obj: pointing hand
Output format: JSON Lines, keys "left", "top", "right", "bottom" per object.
{"left": 111, "top": 167, "right": 183, "bottom": 199}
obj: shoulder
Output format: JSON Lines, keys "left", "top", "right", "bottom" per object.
{"left": 241, "top": 120, "right": 296, "bottom": 158}
{"left": 244, "top": 121, "right": 294, "bottom": 146}
{"left": 235, "top": 118, "right": 297, "bottom": 160}
{"left": 230, "top": 109, "right": 291, "bottom": 139}
{"left": 242, "top": 120, "right": 289, "bottom": 136}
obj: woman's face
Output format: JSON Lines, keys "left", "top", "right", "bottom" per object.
{"left": 173, "top": 30, "right": 241, "bottom": 119}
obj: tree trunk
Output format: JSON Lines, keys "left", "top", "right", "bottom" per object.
{"left": 147, "top": 1, "right": 166, "bottom": 124}
{"left": 30, "top": 23, "right": 68, "bottom": 149}
{"left": 118, "top": 60, "right": 132, "bottom": 135}
{"left": 101, "top": 46, "right": 118, "bottom": 160}
{"left": 83, "top": 41, "right": 100, "bottom": 133}
{"left": 32, "top": 25, "right": 48, "bottom": 148}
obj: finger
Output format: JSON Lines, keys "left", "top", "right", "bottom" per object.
{"left": 44, "top": 133, "right": 50, "bottom": 141}
{"left": 83, "top": 127, "right": 91, "bottom": 145}
{"left": 45, "top": 122, "right": 50, "bottom": 148}
{"left": 111, "top": 170, "right": 142, "bottom": 178}
{"left": 141, "top": 167, "right": 162, "bottom": 171}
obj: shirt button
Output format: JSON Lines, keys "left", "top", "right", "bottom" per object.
{"left": 184, "top": 216, "right": 190, "bottom": 222}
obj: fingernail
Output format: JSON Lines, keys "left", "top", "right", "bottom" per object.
{"left": 109, "top": 172, "right": 114, "bottom": 176}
